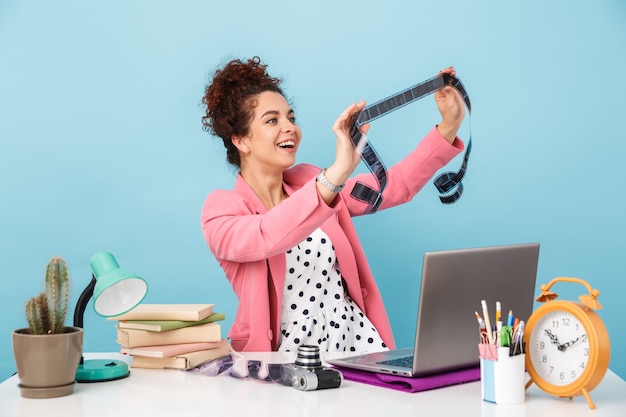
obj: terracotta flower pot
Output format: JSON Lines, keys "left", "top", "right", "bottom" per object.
{"left": 12, "top": 326, "right": 84, "bottom": 399}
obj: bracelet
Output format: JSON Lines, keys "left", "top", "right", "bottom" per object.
{"left": 316, "top": 169, "right": 345, "bottom": 193}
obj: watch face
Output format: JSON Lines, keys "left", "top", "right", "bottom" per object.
{"left": 528, "top": 310, "right": 590, "bottom": 386}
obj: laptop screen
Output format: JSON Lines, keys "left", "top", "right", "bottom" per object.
{"left": 412, "top": 242, "right": 540, "bottom": 375}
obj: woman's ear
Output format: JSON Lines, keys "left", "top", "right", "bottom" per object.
{"left": 231, "top": 135, "right": 250, "bottom": 155}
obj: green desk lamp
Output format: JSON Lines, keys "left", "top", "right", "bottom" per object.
{"left": 73, "top": 251, "right": 148, "bottom": 382}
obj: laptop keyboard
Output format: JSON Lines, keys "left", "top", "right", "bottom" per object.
{"left": 377, "top": 355, "right": 414, "bottom": 368}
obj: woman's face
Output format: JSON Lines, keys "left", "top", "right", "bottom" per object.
{"left": 234, "top": 91, "right": 302, "bottom": 172}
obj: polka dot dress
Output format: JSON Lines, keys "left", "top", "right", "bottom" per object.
{"left": 277, "top": 228, "right": 388, "bottom": 353}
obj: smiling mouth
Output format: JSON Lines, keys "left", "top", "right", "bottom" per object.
{"left": 277, "top": 140, "right": 295, "bottom": 149}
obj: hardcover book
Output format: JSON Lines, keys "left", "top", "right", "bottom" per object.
{"left": 117, "top": 322, "right": 222, "bottom": 348}
{"left": 117, "top": 312, "right": 225, "bottom": 332}
{"left": 121, "top": 341, "right": 225, "bottom": 358}
{"left": 109, "top": 304, "right": 215, "bottom": 322}
{"left": 129, "top": 339, "right": 230, "bottom": 370}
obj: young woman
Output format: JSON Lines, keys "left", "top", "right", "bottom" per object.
{"left": 200, "top": 57, "right": 465, "bottom": 353}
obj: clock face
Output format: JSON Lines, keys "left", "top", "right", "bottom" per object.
{"left": 528, "top": 309, "right": 590, "bottom": 386}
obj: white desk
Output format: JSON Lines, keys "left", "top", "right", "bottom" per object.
{"left": 1, "top": 352, "right": 625, "bottom": 417}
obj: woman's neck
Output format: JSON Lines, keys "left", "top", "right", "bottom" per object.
{"left": 239, "top": 167, "right": 287, "bottom": 210}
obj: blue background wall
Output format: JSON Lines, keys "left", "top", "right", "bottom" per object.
{"left": 1, "top": 0, "right": 625, "bottom": 382}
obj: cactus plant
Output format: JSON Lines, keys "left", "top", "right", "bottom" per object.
{"left": 25, "top": 256, "right": 70, "bottom": 335}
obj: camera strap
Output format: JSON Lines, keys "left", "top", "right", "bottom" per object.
{"left": 349, "top": 72, "right": 472, "bottom": 212}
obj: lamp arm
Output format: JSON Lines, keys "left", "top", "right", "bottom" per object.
{"left": 73, "top": 275, "right": 97, "bottom": 328}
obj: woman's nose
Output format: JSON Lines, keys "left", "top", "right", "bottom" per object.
{"left": 281, "top": 119, "right": 294, "bottom": 132}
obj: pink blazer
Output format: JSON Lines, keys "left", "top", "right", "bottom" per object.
{"left": 201, "top": 126, "right": 463, "bottom": 352}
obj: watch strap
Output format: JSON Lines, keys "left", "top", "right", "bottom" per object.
{"left": 316, "top": 169, "right": 345, "bottom": 193}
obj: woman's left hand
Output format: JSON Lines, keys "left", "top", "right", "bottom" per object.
{"left": 434, "top": 66, "right": 465, "bottom": 144}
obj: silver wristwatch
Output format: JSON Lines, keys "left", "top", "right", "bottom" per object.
{"left": 316, "top": 169, "right": 345, "bottom": 193}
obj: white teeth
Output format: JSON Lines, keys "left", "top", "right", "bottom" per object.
{"left": 278, "top": 141, "right": 295, "bottom": 148}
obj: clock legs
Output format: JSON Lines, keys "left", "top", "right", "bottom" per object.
{"left": 527, "top": 378, "right": 596, "bottom": 409}
{"left": 581, "top": 387, "right": 595, "bottom": 410}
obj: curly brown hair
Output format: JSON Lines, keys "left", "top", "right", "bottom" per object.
{"left": 201, "top": 56, "right": 284, "bottom": 168}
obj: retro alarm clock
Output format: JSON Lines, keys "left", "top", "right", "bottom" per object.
{"left": 524, "top": 277, "right": 610, "bottom": 409}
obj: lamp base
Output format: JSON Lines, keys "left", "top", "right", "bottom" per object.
{"left": 76, "top": 359, "right": 130, "bottom": 383}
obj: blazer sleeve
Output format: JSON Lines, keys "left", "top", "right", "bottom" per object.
{"left": 201, "top": 174, "right": 338, "bottom": 263}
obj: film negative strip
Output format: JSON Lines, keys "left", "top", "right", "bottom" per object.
{"left": 195, "top": 353, "right": 284, "bottom": 382}
{"left": 349, "top": 73, "right": 472, "bottom": 212}
{"left": 194, "top": 351, "right": 343, "bottom": 391}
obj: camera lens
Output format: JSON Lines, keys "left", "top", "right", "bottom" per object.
{"left": 295, "top": 345, "right": 322, "bottom": 369}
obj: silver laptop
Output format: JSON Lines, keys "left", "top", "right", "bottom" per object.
{"left": 327, "top": 242, "right": 540, "bottom": 377}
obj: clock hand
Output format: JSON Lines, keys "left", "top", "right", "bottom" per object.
{"left": 544, "top": 329, "right": 561, "bottom": 347}
{"left": 558, "top": 336, "right": 582, "bottom": 351}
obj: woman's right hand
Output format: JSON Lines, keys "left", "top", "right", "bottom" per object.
{"left": 326, "top": 101, "right": 370, "bottom": 183}
{"left": 315, "top": 101, "right": 369, "bottom": 204}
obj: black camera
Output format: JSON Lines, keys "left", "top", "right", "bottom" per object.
{"left": 279, "top": 345, "right": 343, "bottom": 391}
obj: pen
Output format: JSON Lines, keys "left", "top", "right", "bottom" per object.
{"left": 475, "top": 311, "right": 488, "bottom": 344}
{"left": 481, "top": 300, "right": 494, "bottom": 345}
{"left": 514, "top": 321, "right": 525, "bottom": 342}
{"left": 501, "top": 325, "right": 513, "bottom": 347}
{"left": 495, "top": 301, "right": 501, "bottom": 324}
{"left": 511, "top": 321, "right": 525, "bottom": 355}
{"left": 474, "top": 311, "right": 484, "bottom": 326}
{"left": 506, "top": 310, "right": 514, "bottom": 327}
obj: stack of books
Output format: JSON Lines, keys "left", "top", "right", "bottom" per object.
{"left": 110, "top": 303, "right": 229, "bottom": 370}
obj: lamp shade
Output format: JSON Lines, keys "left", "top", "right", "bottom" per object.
{"left": 90, "top": 251, "right": 147, "bottom": 317}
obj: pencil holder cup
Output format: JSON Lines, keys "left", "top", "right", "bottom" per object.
{"left": 478, "top": 345, "right": 525, "bottom": 405}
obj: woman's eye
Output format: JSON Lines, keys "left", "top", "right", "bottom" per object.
{"left": 289, "top": 116, "right": 296, "bottom": 124}
{"left": 266, "top": 118, "right": 277, "bottom": 124}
